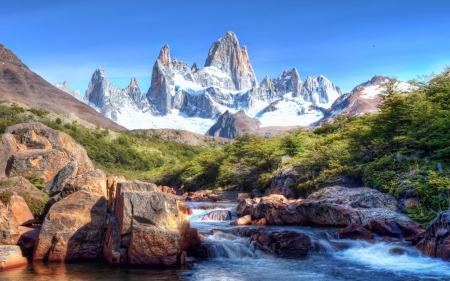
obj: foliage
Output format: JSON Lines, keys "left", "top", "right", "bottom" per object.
{"left": 0, "top": 190, "right": 14, "bottom": 205}
{"left": 23, "top": 172, "right": 46, "bottom": 190}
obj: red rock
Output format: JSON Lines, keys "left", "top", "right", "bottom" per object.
{"left": 230, "top": 215, "right": 252, "bottom": 226}
{"left": 60, "top": 169, "right": 107, "bottom": 198}
{"left": 103, "top": 216, "right": 127, "bottom": 264}
{"left": 417, "top": 211, "right": 450, "bottom": 260}
{"left": 233, "top": 228, "right": 312, "bottom": 258}
{"left": 0, "top": 245, "right": 28, "bottom": 270}
{"left": 8, "top": 194, "right": 34, "bottom": 225}
{"left": 33, "top": 191, "right": 107, "bottom": 262}
{"left": 0, "top": 201, "right": 20, "bottom": 245}
{"left": 6, "top": 149, "right": 70, "bottom": 183}
{"left": 252, "top": 218, "right": 267, "bottom": 226}
{"left": 336, "top": 223, "right": 374, "bottom": 240}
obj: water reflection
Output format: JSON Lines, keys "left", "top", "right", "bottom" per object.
{"left": 1, "top": 262, "right": 185, "bottom": 281}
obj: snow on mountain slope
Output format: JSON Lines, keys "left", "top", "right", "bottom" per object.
{"left": 256, "top": 92, "right": 324, "bottom": 127}
{"left": 55, "top": 81, "right": 85, "bottom": 102}
{"left": 75, "top": 31, "right": 345, "bottom": 136}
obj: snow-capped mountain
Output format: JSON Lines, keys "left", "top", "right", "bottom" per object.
{"left": 78, "top": 31, "right": 344, "bottom": 135}
{"left": 54, "top": 81, "right": 85, "bottom": 102}
{"left": 314, "top": 75, "right": 413, "bottom": 125}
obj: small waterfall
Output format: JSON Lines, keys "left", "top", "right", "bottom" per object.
{"left": 202, "top": 232, "right": 260, "bottom": 259}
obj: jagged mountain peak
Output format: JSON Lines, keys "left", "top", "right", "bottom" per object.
{"left": 204, "top": 31, "right": 257, "bottom": 90}
{"left": 158, "top": 44, "right": 171, "bottom": 67}
{"left": 128, "top": 77, "right": 139, "bottom": 88}
{"left": 191, "top": 63, "right": 198, "bottom": 73}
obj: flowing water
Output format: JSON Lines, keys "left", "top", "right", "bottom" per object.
{"left": 3, "top": 194, "right": 450, "bottom": 280}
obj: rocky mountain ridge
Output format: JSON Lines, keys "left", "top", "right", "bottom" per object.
{"left": 77, "top": 31, "right": 343, "bottom": 136}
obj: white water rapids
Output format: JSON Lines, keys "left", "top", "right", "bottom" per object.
{"left": 183, "top": 201, "right": 450, "bottom": 281}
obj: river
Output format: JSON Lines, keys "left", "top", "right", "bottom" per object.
{"left": 2, "top": 195, "right": 450, "bottom": 280}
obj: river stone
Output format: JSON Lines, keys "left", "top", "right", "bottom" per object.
{"left": 6, "top": 149, "right": 70, "bottom": 183}
{"left": 417, "top": 210, "right": 450, "bottom": 260}
{"left": 0, "top": 245, "right": 28, "bottom": 270}
{"left": 336, "top": 223, "right": 374, "bottom": 240}
{"left": 233, "top": 228, "right": 313, "bottom": 258}
{"left": 0, "top": 201, "right": 20, "bottom": 245}
{"left": 115, "top": 189, "right": 192, "bottom": 266}
{"left": 128, "top": 221, "right": 181, "bottom": 266}
{"left": 33, "top": 191, "right": 107, "bottom": 262}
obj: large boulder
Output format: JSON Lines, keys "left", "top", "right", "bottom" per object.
{"left": 0, "top": 201, "right": 20, "bottom": 245}
{"left": 113, "top": 181, "right": 191, "bottom": 266}
{"left": 232, "top": 228, "right": 312, "bottom": 258}
{"left": 8, "top": 194, "right": 34, "bottom": 225}
{"left": 33, "top": 191, "right": 107, "bottom": 262}
{"left": 416, "top": 211, "right": 450, "bottom": 260}
{"left": 59, "top": 169, "right": 107, "bottom": 198}
{"left": 0, "top": 245, "right": 28, "bottom": 270}
{"left": 3, "top": 122, "right": 94, "bottom": 176}
{"left": 6, "top": 149, "right": 70, "bottom": 182}
{"left": 237, "top": 186, "right": 421, "bottom": 238}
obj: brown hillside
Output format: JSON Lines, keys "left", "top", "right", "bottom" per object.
{"left": 0, "top": 44, "right": 125, "bottom": 131}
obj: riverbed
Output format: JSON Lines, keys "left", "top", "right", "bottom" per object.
{"left": 2, "top": 196, "right": 450, "bottom": 281}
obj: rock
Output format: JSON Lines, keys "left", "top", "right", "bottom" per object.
{"left": 115, "top": 190, "right": 190, "bottom": 266}
{"left": 230, "top": 214, "right": 252, "bottom": 226}
{"left": 307, "top": 186, "right": 398, "bottom": 211}
{"left": 4, "top": 122, "right": 94, "bottom": 176}
{"left": 0, "top": 133, "right": 18, "bottom": 178}
{"left": 201, "top": 210, "right": 232, "bottom": 221}
{"left": 416, "top": 211, "right": 450, "bottom": 260}
{"left": 237, "top": 193, "right": 250, "bottom": 202}
{"left": 369, "top": 217, "right": 424, "bottom": 239}
{"left": 0, "top": 245, "right": 27, "bottom": 270}
{"left": 44, "top": 161, "right": 78, "bottom": 196}
{"left": 114, "top": 180, "right": 157, "bottom": 211}
{"left": 59, "top": 169, "right": 106, "bottom": 198}
{"left": 236, "top": 186, "right": 418, "bottom": 239}
{"left": 17, "top": 225, "right": 39, "bottom": 251}
{"left": 336, "top": 223, "right": 374, "bottom": 240}
{"left": 157, "top": 185, "right": 176, "bottom": 194}
{"left": 250, "top": 189, "right": 263, "bottom": 198}
{"left": 128, "top": 221, "right": 181, "bottom": 266}
{"left": 251, "top": 217, "right": 267, "bottom": 226}
{"left": 106, "top": 175, "right": 126, "bottom": 210}
{"left": 6, "top": 149, "right": 70, "bottom": 182}
{"left": 33, "top": 191, "right": 107, "bottom": 262}
{"left": 0, "top": 201, "right": 20, "bottom": 245}
{"left": 103, "top": 215, "right": 127, "bottom": 264}
{"left": 233, "top": 228, "right": 312, "bottom": 258}
{"left": 265, "top": 166, "right": 300, "bottom": 199}
{"left": 8, "top": 194, "right": 34, "bottom": 225}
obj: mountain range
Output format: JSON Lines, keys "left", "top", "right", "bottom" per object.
{"left": 0, "top": 31, "right": 407, "bottom": 139}
{"left": 56, "top": 31, "right": 350, "bottom": 137}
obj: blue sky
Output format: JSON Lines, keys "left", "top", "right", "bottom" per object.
{"left": 1, "top": 0, "right": 449, "bottom": 94}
